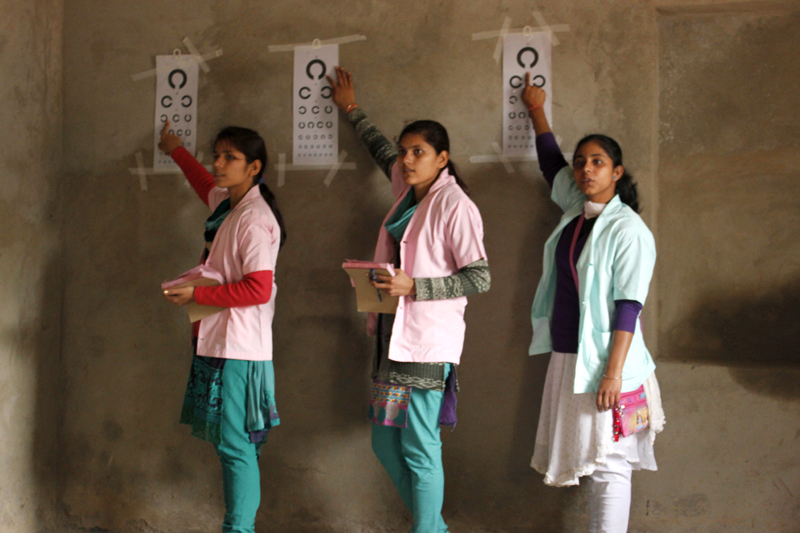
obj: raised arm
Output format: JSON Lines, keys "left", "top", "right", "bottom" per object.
{"left": 327, "top": 67, "right": 397, "bottom": 179}
{"left": 158, "top": 121, "right": 216, "bottom": 206}
{"left": 521, "top": 74, "right": 568, "bottom": 188}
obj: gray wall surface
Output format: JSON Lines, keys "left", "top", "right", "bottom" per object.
{"left": 0, "top": 0, "right": 63, "bottom": 531}
{"left": 2, "top": 0, "right": 799, "bottom": 532}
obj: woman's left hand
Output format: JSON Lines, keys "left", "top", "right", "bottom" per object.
{"left": 371, "top": 269, "right": 416, "bottom": 297}
{"left": 163, "top": 286, "right": 195, "bottom": 306}
{"left": 596, "top": 377, "right": 622, "bottom": 412}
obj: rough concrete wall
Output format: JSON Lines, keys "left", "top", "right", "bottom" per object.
{"left": 58, "top": 1, "right": 799, "bottom": 532}
{"left": 0, "top": 0, "right": 63, "bottom": 532}
{"left": 657, "top": 7, "right": 800, "bottom": 365}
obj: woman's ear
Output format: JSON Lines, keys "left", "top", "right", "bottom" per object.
{"left": 438, "top": 150, "right": 450, "bottom": 170}
{"left": 249, "top": 159, "right": 262, "bottom": 178}
{"left": 613, "top": 165, "right": 624, "bottom": 181}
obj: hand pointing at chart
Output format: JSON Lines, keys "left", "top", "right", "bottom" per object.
{"left": 326, "top": 66, "right": 357, "bottom": 112}
{"left": 158, "top": 120, "right": 183, "bottom": 155}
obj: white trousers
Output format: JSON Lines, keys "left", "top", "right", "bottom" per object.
{"left": 587, "top": 453, "right": 633, "bottom": 533}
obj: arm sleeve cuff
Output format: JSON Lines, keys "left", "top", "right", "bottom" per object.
{"left": 613, "top": 299, "right": 643, "bottom": 333}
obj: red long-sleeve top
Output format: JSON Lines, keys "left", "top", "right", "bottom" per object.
{"left": 170, "top": 146, "right": 273, "bottom": 309}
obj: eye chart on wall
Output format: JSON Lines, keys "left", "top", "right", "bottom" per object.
{"left": 293, "top": 44, "right": 338, "bottom": 165}
{"left": 153, "top": 55, "right": 199, "bottom": 172}
{"left": 502, "top": 32, "right": 552, "bottom": 156}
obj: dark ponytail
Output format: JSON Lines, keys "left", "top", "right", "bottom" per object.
{"left": 574, "top": 134, "right": 640, "bottom": 213}
{"left": 399, "top": 120, "right": 470, "bottom": 197}
{"left": 213, "top": 126, "right": 287, "bottom": 248}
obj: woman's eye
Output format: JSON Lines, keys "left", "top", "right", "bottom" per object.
{"left": 414, "top": 149, "right": 423, "bottom": 155}
{"left": 226, "top": 155, "right": 235, "bottom": 160}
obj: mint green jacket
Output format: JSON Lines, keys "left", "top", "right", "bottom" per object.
{"left": 529, "top": 167, "right": 656, "bottom": 394}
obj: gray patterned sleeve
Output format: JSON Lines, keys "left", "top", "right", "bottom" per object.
{"left": 346, "top": 107, "right": 397, "bottom": 180}
{"left": 414, "top": 259, "right": 490, "bottom": 301}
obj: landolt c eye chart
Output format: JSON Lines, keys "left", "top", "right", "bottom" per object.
{"left": 154, "top": 54, "right": 199, "bottom": 172}
{"left": 502, "top": 32, "right": 552, "bottom": 157}
{"left": 293, "top": 44, "right": 339, "bottom": 166}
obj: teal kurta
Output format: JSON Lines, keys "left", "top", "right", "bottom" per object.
{"left": 529, "top": 167, "right": 657, "bottom": 394}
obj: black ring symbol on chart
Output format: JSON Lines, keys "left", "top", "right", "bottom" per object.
{"left": 185, "top": 114, "right": 192, "bottom": 122}
{"left": 168, "top": 69, "right": 188, "bottom": 89}
{"left": 172, "top": 114, "right": 180, "bottom": 122}
{"left": 509, "top": 112, "right": 516, "bottom": 119}
{"left": 181, "top": 95, "right": 193, "bottom": 108}
{"left": 320, "top": 86, "right": 332, "bottom": 99}
{"left": 307, "top": 121, "right": 314, "bottom": 129}
{"left": 312, "top": 106, "right": 320, "bottom": 114}
{"left": 299, "top": 87, "right": 311, "bottom": 99}
{"left": 532, "top": 75, "right": 546, "bottom": 88}
{"left": 325, "top": 105, "right": 333, "bottom": 113}
{"left": 161, "top": 95, "right": 173, "bottom": 108}
{"left": 185, "top": 129, "right": 191, "bottom": 136}
{"left": 160, "top": 114, "right": 168, "bottom": 123}
{"left": 317, "top": 121, "right": 324, "bottom": 128}
{"left": 306, "top": 59, "right": 327, "bottom": 80}
{"left": 509, "top": 75, "right": 523, "bottom": 89}
{"left": 299, "top": 122, "right": 306, "bottom": 129}
{"left": 326, "top": 121, "right": 333, "bottom": 128}
{"left": 299, "top": 106, "right": 307, "bottom": 115}
{"left": 177, "top": 130, "right": 183, "bottom": 136}
{"left": 509, "top": 95, "right": 518, "bottom": 105}
{"left": 516, "top": 47, "right": 539, "bottom": 69}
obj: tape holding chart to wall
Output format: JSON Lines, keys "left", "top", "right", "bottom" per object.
{"left": 269, "top": 35, "right": 366, "bottom": 186}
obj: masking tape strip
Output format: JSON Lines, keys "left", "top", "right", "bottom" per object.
{"left": 277, "top": 153, "right": 286, "bottom": 188}
{"left": 532, "top": 11, "right": 570, "bottom": 46}
{"left": 493, "top": 142, "right": 515, "bottom": 174}
{"left": 131, "top": 49, "right": 223, "bottom": 81}
{"left": 128, "top": 165, "right": 213, "bottom": 176}
{"left": 492, "top": 17, "right": 513, "bottom": 64}
{"left": 182, "top": 37, "right": 210, "bottom": 73}
{"left": 323, "top": 150, "right": 348, "bottom": 187}
{"left": 272, "top": 162, "right": 357, "bottom": 171}
{"left": 472, "top": 20, "right": 569, "bottom": 42}
{"left": 268, "top": 34, "right": 367, "bottom": 52}
{"left": 135, "top": 151, "right": 148, "bottom": 191}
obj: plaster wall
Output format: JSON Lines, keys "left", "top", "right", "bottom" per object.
{"left": 55, "top": 1, "right": 800, "bottom": 532}
{"left": 0, "top": 0, "right": 63, "bottom": 531}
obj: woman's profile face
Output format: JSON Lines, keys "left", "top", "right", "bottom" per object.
{"left": 572, "top": 141, "right": 623, "bottom": 203}
{"left": 397, "top": 133, "right": 448, "bottom": 189}
{"left": 212, "top": 140, "right": 259, "bottom": 189}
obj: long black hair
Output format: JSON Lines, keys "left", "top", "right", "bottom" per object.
{"left": 574, "top": 134, "right": 640, "bottom": 213}
{"left": 213, "top": 126, "right": 287, "bottom": 248}
{"left": 399, "top": 120, "right": 470, "bottom": 196}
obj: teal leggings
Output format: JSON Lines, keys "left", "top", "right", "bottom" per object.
{"left": 371, "top": 367, "right": 450, "bottom": 533}
{"left": 214, "top": 359, "right": 263, "bottom": 533}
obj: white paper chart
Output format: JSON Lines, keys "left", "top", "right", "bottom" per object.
{"left": 293, "top": 44, "right": 339, "bottom": 165}
{"left": 502, "top": 32, "right": 552, "bottom": 156}
{"left": 153, "top": 55, "right": 199, "bottom": 171}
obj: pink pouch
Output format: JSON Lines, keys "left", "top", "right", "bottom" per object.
{"left": 613, "top": 385, "right": 649, "bottom": 442}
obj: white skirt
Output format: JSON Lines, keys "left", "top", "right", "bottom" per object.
{"left": 531, "top": 352, "right": 665, "bottom": 487}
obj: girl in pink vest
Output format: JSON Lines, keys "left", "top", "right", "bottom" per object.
{"left": 160, "top": 123, "right": 286, "bottom": 533}
{"left": 328, "top": 67, "right": 491, "bottom": 533}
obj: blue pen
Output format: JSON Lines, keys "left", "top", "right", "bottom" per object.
{"left": 369, "top": 268, "right": 383, "bottom": 302}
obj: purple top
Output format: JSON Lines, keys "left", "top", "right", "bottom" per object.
{"left": 536, "top": 132, "right": 642, "bottom": 353}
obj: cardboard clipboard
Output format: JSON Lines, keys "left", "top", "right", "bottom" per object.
{"left": 342, "top": 260, "right": 399, "bottom": 314}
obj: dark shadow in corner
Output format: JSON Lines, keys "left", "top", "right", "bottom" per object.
{"left": 660, "top": 280, "right": 800, "bottom": 400}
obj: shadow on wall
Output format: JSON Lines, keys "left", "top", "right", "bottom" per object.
{"left": 663, "top": 279, "right": 800, "bottom": 400}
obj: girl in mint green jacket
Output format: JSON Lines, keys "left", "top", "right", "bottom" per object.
{"left": 522, "top": 76, "right": 665, "bottom": 533}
